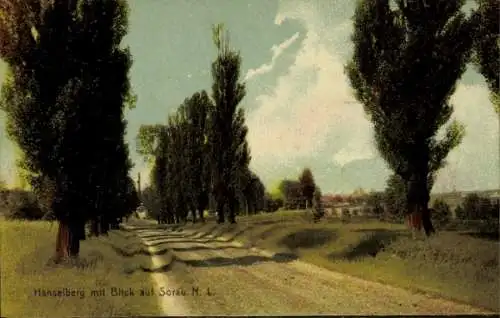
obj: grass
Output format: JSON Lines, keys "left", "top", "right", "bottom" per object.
{"left": 0, "top": 219, "right": 162, "bottom": 317}
{"left": 4, "top": 211, "right": 497, "bottom": 315}
{"left": 173, "top": 211, "right": 500, "bottom": 312}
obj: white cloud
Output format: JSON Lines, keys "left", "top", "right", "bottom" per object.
{"left": 244, "top": 32, "right": 300, "bottom": 81}
{"left": 248, "top": 0, "right": 499, "bottom": 193}
{"left": 333, "top": 139, "right": 375, "bottom": 167}
{"left": 433, "top": 83, "right": 499, "bottom": 192}
{"left": 247, "top": 1, "right": 376, "bottom": 173}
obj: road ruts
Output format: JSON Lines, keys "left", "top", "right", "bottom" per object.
{"left": 124, "top": 222, "right": 493, "bottom": 316}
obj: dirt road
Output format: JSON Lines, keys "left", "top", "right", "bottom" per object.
{"left": 124, "top": 223, "right": 492, "bottom": 316}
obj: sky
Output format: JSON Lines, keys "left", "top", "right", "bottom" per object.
{"left": 0, "top": 0, "right": 499, "bottom": 194}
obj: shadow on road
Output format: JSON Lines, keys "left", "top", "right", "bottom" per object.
{"left": 123, "top": 260, "right": 176, "bottom": 274}
{"left": 141, "top": 237, "right": 214, "bottom": 247}
{"left": 108, "top": 242, "right": 170, "bottom": 257}
{"left": 223, "top": 225, "right": 256, "bottom": 241}
{"left": 170, "top": 245, "right": 247, "bottom": 252}
{"left": 118, "top": 223, "right": 304, "bottom": 271}
{"left": 138, "top": 231, "right": 181, "bottom": 239}
{"left": 175, "top": 252, "right": 298, "bottom": 268}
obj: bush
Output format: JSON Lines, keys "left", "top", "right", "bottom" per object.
{"left": 4, "top": 190, "right": 44, "bottom": 220}
{"left": 312, "top": 188, "right": 324, "bottom": 222}
{"left": 432, "top": 199, "right": 451, "bottom": 228}
{"left": 456, "top": 194, "right": 499, "bottom": 223}
{"left": 264, "top": 197, "right": 283, "bottom": 212}
{"left": 455, "top": 205, "right": 466, "bottom": 219}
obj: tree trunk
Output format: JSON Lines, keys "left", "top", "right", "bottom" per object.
{"left": 79, "top": 219, "right": 86, "bottom": 241}
{"left": 100, "top": 217, "right": 109, "bottom": 235}
{"left": 198, "top": 206, "right": 205, "bottom": 223}
{"left": 68, "top": 224, "right": 80, "bottom": 257}
{"left": 192, "top": 207, "right": 197, "bottom": 224}
{"left": 421, "top": 204, "right": 435, "bottom": 236}
{"left": 406, "top": 173, "right": 435, "bottom": 237}
{"left": 55, "top": 220, "right": 70, "bottom": 261}
{"left": 216, "top": 200, "right": 225, "bottom": 224}
{"left": 90, "top": 217, "right": 99, "bottom": 237}
{"left": 228, "top": 195, "right": 236, "bottom": 224}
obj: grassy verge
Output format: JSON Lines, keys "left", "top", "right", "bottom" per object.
{"left": 0, "top": 220, "right": 162, "bottom": 317}
{"left": 173, "top": 213, "right": 499, "bottom": 312}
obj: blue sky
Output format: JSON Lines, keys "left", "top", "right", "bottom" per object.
{"left": 0, "top": 0, "right": 498, "bottom": 194}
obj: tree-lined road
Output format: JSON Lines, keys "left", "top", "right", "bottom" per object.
{"left": 125, "top": 223, "right": 490, "bottom": 316}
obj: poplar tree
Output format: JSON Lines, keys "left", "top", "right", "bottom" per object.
{"left": 209, "top": 23, "right": 250, "bottom": 223}
{"left": 346, "top": 0, "right": 473, "bottom": 236}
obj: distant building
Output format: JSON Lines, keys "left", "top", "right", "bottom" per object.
{"left": 322, "top": 199, "right": 375, "bottom": 218}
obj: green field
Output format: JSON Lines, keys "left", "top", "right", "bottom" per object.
{"left": 0, "top": 220, "right": 161, "bottom": 317}
{"left": 168, "top": 211, "right": 500, "bottom": 312}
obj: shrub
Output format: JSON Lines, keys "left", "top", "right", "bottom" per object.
{"left": 4, "top": 190, "right": 44, "bottom": 220}
{"left": 312, "top": 188, "right": 324, "bottom": 222}
{"left": 431, "top": 199, "right": 451, "bottom": 228}
{"left": 264, "top": 197, "right": 283, "bottom": 212}
{"left": 457, "top": 194, "right": 499, "bottom": 222}
{"left": 455, "top": 204, "right": 466, "bottom": 219}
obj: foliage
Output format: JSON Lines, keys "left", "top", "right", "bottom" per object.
{"left": 454, "top": 204, "right": 466, "bottom": 219}
{"left": 0, "top": 0, "right": 135, "bottom": 256}
{"left": 263, "top": 192, "right": 283, "bottom": 212}
{"left": 136, "top": 71, "right": 260, "bottom": 224}
{"left": 458, "top": 193, "right": 499, "bottom": 221}
{"left": 209, "top": 23, "right": 250, "bottom": 223}
{"left": 346, "top": 0, "right": 473, "bottom": 235}
{"left": 239, "top": 170, "right": 266, "bottom": 215}
{"left": 383, "top": 174, "right": 407, "bottom": 222}
{"left": 183, "top": 91, "right": 214, "bottom": 220}
{"left": 299, "top": 168, "right": 316, "bottom": 209}
{"left": 471, "top": 0, "right": 499, "bottom": 114}
{"left": 431, "top": 199, "right": 451, "bottom": 228}
{"left": 278, "top": 179, "right": 304, "bottom": 210}
{"left": 136, "top": 125, "right": 164, "bottom": 162}
{"left": 3, "top": 189, "right": 44, "bottom": 220}
{"left": 268, "top": 180, "right": 285, "bottom": 201}
{"left": 140, "top": 185, "right": 161, "bottom": 219}
{"left": 312, "top": 187, "right": 324, "bottom": 222}
{"left": 366, "top": 191, "right": 385, "bottom": 218}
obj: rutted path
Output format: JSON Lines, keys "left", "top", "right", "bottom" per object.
{"left": 123, "top": 222, "right": 493, "bottom": 316}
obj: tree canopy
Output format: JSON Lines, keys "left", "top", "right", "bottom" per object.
{"left": 0, "top": 0, "right": 136, "bottom": 258}
{"left": 471, "top": 0, "right": 499, "bottom": 114}
{"left": 346, "top": 0, "right": 473, "bottom": 236}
